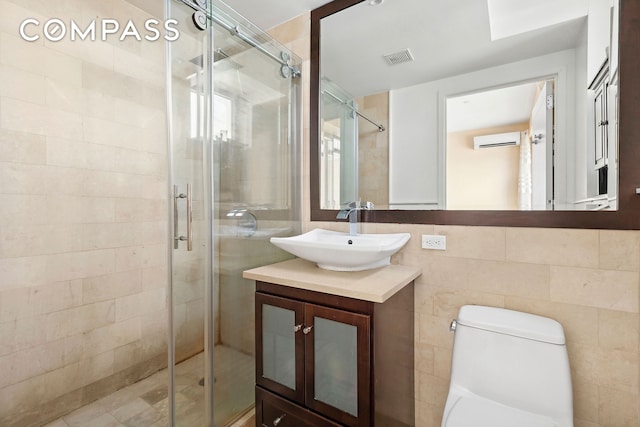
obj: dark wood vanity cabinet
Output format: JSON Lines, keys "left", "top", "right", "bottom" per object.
{"left": 255, "top": 280, "right": 415, "bottom": 427}
{"left": 256, "top": 387, "right": 342, "bottom": 427}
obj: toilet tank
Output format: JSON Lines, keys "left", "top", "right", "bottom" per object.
{"left": 449, "top": 305, "right": 573, "bottom": 421}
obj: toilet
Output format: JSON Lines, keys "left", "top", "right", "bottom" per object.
{"left": 442, "top": 305, "right": 573, "bottom": 427}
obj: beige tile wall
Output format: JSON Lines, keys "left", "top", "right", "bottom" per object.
{"left": 0, "top": 1, "right": 168, "bottom": 425}
{"left": 266, "top": 13, "right": 312, "bottom": 226}
{"left": 278, "top": 11, "right": 640, "bottom": 427}
{"left": 357, "top": 92, "right": 389, "bottom": 209}
{"left": 304, "top": 221, "right": 640, "bottom": 426}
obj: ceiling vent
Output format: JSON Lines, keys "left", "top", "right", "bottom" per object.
{"left": 473, "top": 132, "right": 521, "bottom": 150}
{"left": 383, "top": 49, "right": 414, "bottom": 66}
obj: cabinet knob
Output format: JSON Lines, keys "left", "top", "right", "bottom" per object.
{"left": 273, "top": 414, "right": 286, "bottom": 426}
{"left": 294, "top": 324, "right": 302, "bottom": 333}
{"left": 303, "top": 325, "right": 313, "bottom": 334}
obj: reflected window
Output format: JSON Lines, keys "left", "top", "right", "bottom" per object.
{"left": 320, "top": 79, "right": 358, "bottom": 209}
{"left": 213, "top": 94, "right": 233, "bottom": 141}
{"left": 189, "top": 90, "right": 233, "bottom": 141}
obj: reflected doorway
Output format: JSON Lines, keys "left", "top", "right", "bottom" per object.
{"left": 446, "top": 79, "right": 554, "bottom": 210}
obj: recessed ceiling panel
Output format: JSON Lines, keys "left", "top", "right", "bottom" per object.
{"left": 487, "top": 0, "right": 589, "bottom": 40}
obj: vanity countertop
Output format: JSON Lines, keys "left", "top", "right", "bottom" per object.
{"left": 243, "top": 258, "right": 422, "bottom": 303}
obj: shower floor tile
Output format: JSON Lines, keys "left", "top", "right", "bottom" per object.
{"left": 43, "top": 346, "right": 255, "bottom": 427}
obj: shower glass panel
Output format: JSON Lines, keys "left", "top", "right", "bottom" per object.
{"left": 320, "top": 79, "right": 358, "bottom": 209}
{"left": 166, "top": 1, "right": 301, "bottom": 426}
{"left": 166, "top": 1, "right": 212, "bottom": 426}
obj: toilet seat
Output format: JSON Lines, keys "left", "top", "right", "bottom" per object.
{"left": 443, "top": 395, "right": 557, "bottom": 427}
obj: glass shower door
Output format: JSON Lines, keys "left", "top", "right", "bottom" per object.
{"left": 210, "top": 1, "right": 301, "bottom": 425}
{"left": 167, "top": 1, "right": 214, "bottom": 426}
{"left": 167, "top": 0, "right": 301, "bottom": 426}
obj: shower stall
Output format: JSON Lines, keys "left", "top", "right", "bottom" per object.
{"left": 0, "top": 0, "right": 298, "bottom": 424}
{"left": 166, "top": 1, "right": 301, "bottom": 425}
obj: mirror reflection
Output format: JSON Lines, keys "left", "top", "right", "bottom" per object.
{"left": 319, "top": 0, "right": 619, "bottom": 211}
{"left": 446, "top": 79, "right": 553, "bottom": 211}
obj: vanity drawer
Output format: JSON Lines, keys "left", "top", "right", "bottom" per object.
{"left": 256, "top": 387, "right": 341, "bottom": 427}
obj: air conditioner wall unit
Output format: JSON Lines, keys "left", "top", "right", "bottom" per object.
{"left": 473, "top": 131, "right": 521, "bottom": 150}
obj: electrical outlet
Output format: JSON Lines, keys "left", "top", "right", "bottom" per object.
{"left": 422, "top": 234, "right": 446, "bottom": 250}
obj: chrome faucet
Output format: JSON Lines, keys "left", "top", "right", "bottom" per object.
{"left": 336, "top": 201, "right": 374, "bottom": 236}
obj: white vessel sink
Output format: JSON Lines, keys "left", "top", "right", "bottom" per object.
{"left": 270, "top": 228, "right": 411, "bottom": 271}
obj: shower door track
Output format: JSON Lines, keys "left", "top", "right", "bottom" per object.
{"left": 175, "top": 0, "right": 301, "bottom": 77}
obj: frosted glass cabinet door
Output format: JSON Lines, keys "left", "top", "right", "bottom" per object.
{"left": 305, "top": 304, "right": 371, "bottom": 427}
{"left": 256, "top": 293, "right": 304, "bottom": 403}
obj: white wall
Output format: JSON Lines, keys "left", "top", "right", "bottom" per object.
{"left": 390, "top": 49, "right": 583, "bottom": 209}
{"left": 389, "top": 86, "right": 440, "bottom": 208}
{"left": 587, "top": 0, "right": 612, "bottom": 84}
{"left": 572, "top": 24, "right": 590, "bottom": 205}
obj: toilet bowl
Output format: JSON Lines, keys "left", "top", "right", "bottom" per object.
{"left": 442, "top": 305, "right": 573, "bottom": 427}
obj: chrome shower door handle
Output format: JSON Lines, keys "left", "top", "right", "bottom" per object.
{"left": 173, "top": 184, "right": 193, "bottom": 252}
{"left": 186, "top": 184, "right": 193, "bottom": 251}
{"left": 173, "top": 185, "right": 181, "bottom": 249}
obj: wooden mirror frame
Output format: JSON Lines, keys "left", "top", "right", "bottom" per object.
{"left": 310, "top": 0, "right": 640, "bottom": 229}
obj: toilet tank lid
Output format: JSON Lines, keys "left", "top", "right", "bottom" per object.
{"left": 456, "top": 305, "right": 566, "bottom": 345}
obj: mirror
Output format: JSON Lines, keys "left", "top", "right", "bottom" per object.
{"left": 310, "top": 0, "right": 640, "bottom": 228}
{"left": 318, "top": 0, "right": 620, "bottom": 212}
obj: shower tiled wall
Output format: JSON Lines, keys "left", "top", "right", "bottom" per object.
{"left": 0, "top": 1, "right": 168, "bottom": 425}
{"left": 266, "top": 12, "right": 311, "bottom": 225}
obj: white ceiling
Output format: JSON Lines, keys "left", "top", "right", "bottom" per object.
{"left": 125, "top": 0, "right": 333, "bottom": 29}
{"left": 124, "top": 0, "right": 587, "bottom": 132}
{"left": 487, "top": 0, "right": 588, "bottom": 40}
{"left": 126, "top": 0, "right": 588, "bottom": 98}
{"left": 319, "top": 0, "right": 588, "bottom": 131}
{"left": 446, "top": 82, "right": 540, "bottom": 133}
{"left": 222, "top": 0, "right": 333, "bottom": 30}
{"left": 321, "top": 0, "right": 587, "bottom": 98}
